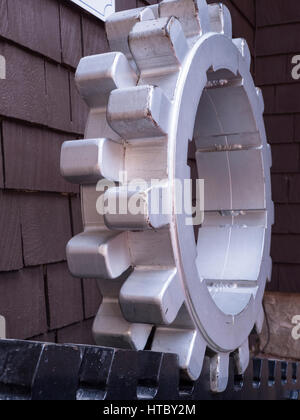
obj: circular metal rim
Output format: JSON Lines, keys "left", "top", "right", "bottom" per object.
{"left": 169, "top": 33, "right": 271, "bottom": 352}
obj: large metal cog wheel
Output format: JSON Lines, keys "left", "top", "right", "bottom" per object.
{"left": 61, "top": 0, "right": 273, "bottom": 393}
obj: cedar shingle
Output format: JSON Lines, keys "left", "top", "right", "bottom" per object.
{"left": 257, "top": 0, "right": 300, "bottom": 27}
{"left": 271, "top": 235, "right": 300, "bottom": 264}
{"left": 6, "top": 0, "right": 61, "bottom": 62}
{"left": 256, "top": 24, "right": 300, "bottom": 56}
{"left": 0, "top": 127, "right": 4, "bottom": 188}
{"left": 82, "top": 15, "right": 109, "bottom": 57}
{"left": 2, "top": 120, "right": 79, "bottom": 193}
{"left": 278, "top": 264, "right": 300, "bottom": 293}
{"left": 0, "top": 41, "right": 47, "bottom": 126}
{"left": 271, "top": 174, "right": 289, "bottom": 204}
{"left": 47, "top": 262, "right": 84, "bottom": 330}
{"left": 231, "top": 0, "right": 255, "bottom": 26}
{"left": 20, "top": 192, "right": 72, "bottom": 266}
{"left": 70, "top": 195, "right": 83, "bottom": 236}
{"left": 69, "top": 72, "right": 88, "bottom": 135}
{"left": 264, "top": 115, "right": 294, "bottom": 144}
{"left": 0, "top": 190, "right": 23, "bottom": 271}
{"left": 83, "top": 279, "right": 102, "bottom": 319}
{"left": 45, "top": 62, "right": 72, "bottom": 132}
{"left": 0, "top": 0, "right": 9, "bottom": 36}
{"left": 276, "top": 83, "right": 300, "bottom": 114}
{"left": 57, "top": 319, "right": 95, "bottom": 345}
{"left": 0, "top": 267, "right": 47, "bottom": 339}
{"left": 116, "top": 0, "right": 136, "bottom": 12}
{"left": 60, "top": 3, "right": 83, "bottom": 68}
{"left": 271, "top": 144, "right": 299, "bottom": 174}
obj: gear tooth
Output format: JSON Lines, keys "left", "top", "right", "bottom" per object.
{"left": 140, "top": 5, "right": 159, "bottom": 20}
{"left": 75, "top": 52, "right": 138, "bottom": 109}
{"left": 210, "top": 353, "right": 230, "bottom": 393}
{"left": 255, "top": 304, "right": 265, "bottom": 334}
{"left": 266, "top": 142, "right": 272, "bottom": 168}
{"left": 270, "top": 204, "right": 275, "bottom": 227}
{"left": 266, "top": 256, "right": 273, "bottom": 283}
{"left": 106, "top": 7, "right": 157, "bottom": 62}
{"left": 104, "top": 184, "right": 170, "bottom": 231}
{"left": 208, "top": 3, "right": 232, "bottom": 38}
{"left": 125, "top": 142, "right": 168, "bottom": 181}
{"left": 129, "top": 16, "right": 188, "bottom": 73}
{"left": 107, "top": 85, "right": 171, "bottom": 140}
{"left": 152, "top": 328, "right": 206, "bottom": 381}
{"left": 268, "top": 199, "right": 275, "bottom": 227}
{"left": 0, "top": 315, "right": 6, "bottom": 339}
{"left": 268, "top": 201, "right": 275, "bottom": 226}
{"left": 234, "top": 340, "right": 250, "bottom": 375}
{"left": 160, "top": 0, "right": 210, "bottom": 40}
{"left": 233, "top": 38, "right": 251, "bottom": 69}
{"left": 61, "top": 138, "right": 124, "bottom": 184}
{"left": 93, "top": 298, "right": 152, "bottom": 350}
{"left": 128, "top": 230, "right": 175, "bottom": 267}
{"left": 66, "top": 231, "right": 131, "bottom": 279}
{"left": 256, "top": 87, "right": 265, "bottom": 114}
{"left": 120, "top": 268, "right": 184, "bottom": 325}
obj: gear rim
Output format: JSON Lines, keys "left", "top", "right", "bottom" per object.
{"left": 169, "top": 32, "right": 272, "bottom": 353}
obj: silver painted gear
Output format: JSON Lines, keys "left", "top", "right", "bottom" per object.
{"left": 60, "top": 0, "right": 273, "bottom": 393}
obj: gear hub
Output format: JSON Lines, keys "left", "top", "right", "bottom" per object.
{"left": 61, "top": 0, "right": 273, "bottom": 393}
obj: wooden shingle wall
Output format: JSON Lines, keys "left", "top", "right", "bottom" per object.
{"left": 0, "top": 0, "right": 118, "bottom": 343}
{"left": 255, "top": 0, "right": 300, "bottom": 294}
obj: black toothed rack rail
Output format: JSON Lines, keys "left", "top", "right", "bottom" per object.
{"left": 0, "top": 340, "right": 298, "bottom": 400}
